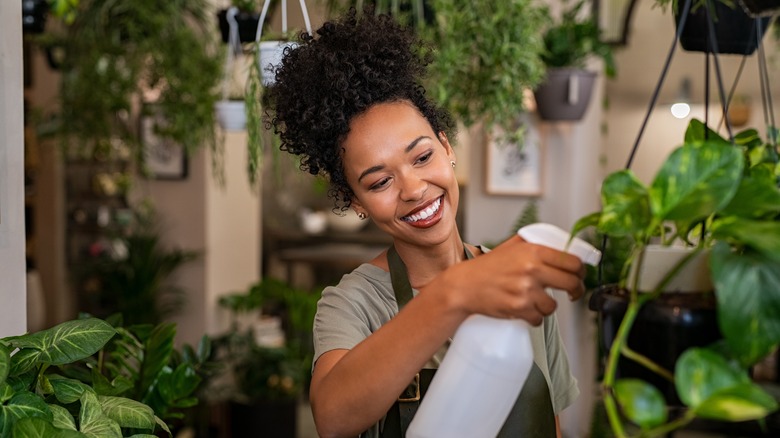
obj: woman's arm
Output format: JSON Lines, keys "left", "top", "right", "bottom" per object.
{"left": 309, "top": 235, "right": 585, "bottom": 438}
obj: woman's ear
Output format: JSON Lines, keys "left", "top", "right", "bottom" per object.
{"left": 438, "top": 132, "right": 455, "bottom": 160}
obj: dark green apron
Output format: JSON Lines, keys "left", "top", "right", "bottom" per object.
{"left": 376, "top": 245, "right": 556, "bottom": 437}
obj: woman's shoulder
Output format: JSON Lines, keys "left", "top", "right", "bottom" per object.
{"left": 321, "top": 263, "right": 394, "bottom": 303}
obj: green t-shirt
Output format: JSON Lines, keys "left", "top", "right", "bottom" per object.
{"left": 313, "top": 257, "right": 580, "bottom": 437}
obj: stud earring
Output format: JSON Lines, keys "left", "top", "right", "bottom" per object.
{"left": 357, "top": 212, "right": 367, "bottom": 220}
{"left": 450, "top": 161, "right": 456, "bottom": 168}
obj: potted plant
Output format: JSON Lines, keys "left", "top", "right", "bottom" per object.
{"left": 423, "top": 0, "right": 548, "bottom": 141}
{"left": 534, "top": 0, "right": 616, "bottom": 122}
{"left": 74, "top": 204, "right": 198, "bottom": 325}
{"left": 48, "top": 0, "right": 223, "bottom": 179}
{"left": 217, "top": 0, "right": 268, "bottom": 44}
{"left": 241, "top": 0, "right": 313, "bottom": 185}
{"left": 572, "top": 119, "right": 780, "bottom": 436}
{"left": 656, "top": 0, "right": 774, "bottom": 54}
{"left": 211, "top": 277, "right": 319, "bottom": 436}
{"left": 0, "top": 316, "right": 210, "bottom": 437}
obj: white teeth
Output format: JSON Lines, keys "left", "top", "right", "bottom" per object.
{"left": 404, "top": 197, "right": 442, "bottom": 222}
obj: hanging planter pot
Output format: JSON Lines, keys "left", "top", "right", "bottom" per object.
{"left": 215, "top": 100, "right": 247, "bottom": 131}
{"left": 258, "top": 41, "right": 298, "bottom": 86}
{"left": 217, "top": 8, "right": 261, "bottom": 44}
{"left": 589, "top": 246, "right": 720, "bottom": 405}
{"left": 533, "top": 68, "right": 597, "bottom": 121}
{"left": 674, "top": 0, "right": 772, "bottom": 55}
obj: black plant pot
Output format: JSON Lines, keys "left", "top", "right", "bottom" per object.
{"left": 217, "top": 9, "right": 261, "bottom": 44}
{"left": 590, "top": 285, "right": 722, "bottom": 406}
{"left": 534, "top": 69, "right": 597, "bottom": 122}
{"left": 675, "top": 1, "right": 772, "bottom": 55}
{"left": 228, "top": 399, "right": 297, "bottom": 438}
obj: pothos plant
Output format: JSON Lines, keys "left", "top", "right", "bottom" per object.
{"left": 571, "top": 119, "right": 780, "bottom": 436}
{"left": 0, "top": 317, "right": 210, "bottom": 437}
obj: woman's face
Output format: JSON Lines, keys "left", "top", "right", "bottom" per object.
{"left": 341, "top": 100, "right": 459, "bottom": 247}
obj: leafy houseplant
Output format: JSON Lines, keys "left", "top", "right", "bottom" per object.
{"left": 212, "top": 278, "right": 319, "bottom": 435}
{"left": 75, "top": 205, "right": 197, "bottom": 325}
{"left": 0, "top": 317, "right": 209, "bottom": 437}
{"left": 534, "top": 0, "right": 616, "bottom": 121}
{"left": 572, "top": 119, "right": 780, "bottom": 436}
{"left": 52, "top": 0, "right": 223, "bottom": 179}
{"left": 423, "top": 0, "right": 548, "bottom": 141}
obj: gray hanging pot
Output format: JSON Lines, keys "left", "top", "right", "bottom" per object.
{"left": 533, "top": 68, "right": 597, "bottom": 122}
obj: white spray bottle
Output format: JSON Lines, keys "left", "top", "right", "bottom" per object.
{"left": 406, "top": 223, "right": 601, "bottom": 438}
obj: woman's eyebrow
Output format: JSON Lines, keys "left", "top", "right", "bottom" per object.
{"left": 357, "top": 135, "right": 431, "bottom": 183}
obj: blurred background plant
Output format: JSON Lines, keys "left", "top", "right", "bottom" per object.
{"left": 74, "top": 203, "right": 198, "bottom": 325}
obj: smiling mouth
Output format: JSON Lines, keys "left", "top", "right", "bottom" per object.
{"left": 402, "top": 196, "right": 443, "bottom": 223}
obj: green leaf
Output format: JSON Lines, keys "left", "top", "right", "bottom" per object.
{"left": 712, "top": 218, "right": 780, "bottom": 263}
{"left": 675, "top": 348, "right": 751, "bottom": 408}
{"left": 0, "top": 383, "right": 14, "bottom": 403}
{"left": 90, "top": 368, "right": 132, "bottom": 397}
{"left": 650, "top": 141, "right": 744, "bottom": 225}
{"left": 48, "top": 375, "right": 92, "bottom": 404}
{"left": 570, "top": 211, "right": 601, "bottom": 239}
{"left": 155, "top": 415, "right": 172, "bottom": 437}
{"left": 127, "top": 435, "right": 158, "bottom": 438}
{"left": 11, "top": 417, "right": 86, "bottom": 438}
{"left": 0, "top": 391, "right": 53, "bottom": 436}
{"left": 711, "top": 243, "right": 780, "bottom": 366}
{"left": 98, "top": 396, "right": 155, "bottom": 430}
{"left": 49, "top": 404, "right": 77, "bottom": 431}
{"left": 79, "top": 391, "right": 121, "bottom": 438}
{"left": 614, "top": 378, "right": 668, "bottom": 429}
{"left": 684, "top": 119, "right": 728, "bottom": 144}
{"left": 719, "top": 167, "right": 780, "bottom": 218}
{"left": 598, "top": 170, "right": 652, "bottom": 236}
{"left": 138, "top": 323, "right": 175, "bottom": 399}
{"left": 694, "top": 383, "right": 778, "bottom": 422}
{"left": 156, "top": 364, "right": 200, "bottom": 406}
{"left": 9, "top": 349, "right": 43, "bottom": 376}
{"left": 0, "top": 343, "right": 9, "bottom": 384}
{"left": 6, "top": 319, "right": 115, "bottom": 366}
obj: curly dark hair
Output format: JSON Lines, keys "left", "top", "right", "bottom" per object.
{"left": 267, "top": 8, "right": 456, "bottom": 211}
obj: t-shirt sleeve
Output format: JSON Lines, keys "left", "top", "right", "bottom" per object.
{"left": 544, "top": 311, "right": 580, "bottom": 414}
{"left": 312, "top": 271, "right": 392, "bottom": 367}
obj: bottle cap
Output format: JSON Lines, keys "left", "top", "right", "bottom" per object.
{"left": 517, "top": 223, "right": 602, "bottom": 266}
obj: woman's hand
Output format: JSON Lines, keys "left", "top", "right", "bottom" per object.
{"left": 429, "top": 235, "right": 586, "bottom": 326}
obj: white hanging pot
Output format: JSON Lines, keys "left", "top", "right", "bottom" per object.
{"left": 215, "top": 100, "right": 247, "bottom": 131}
{"left": 253, "top": 0, "right": 312, "bottom": 85}
{"left": 259, "top": 41, "right": 298, "bottom": 86}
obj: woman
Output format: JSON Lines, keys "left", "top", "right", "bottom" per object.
{"left": 268, "top": 9, "right": 586, "bottom": 438}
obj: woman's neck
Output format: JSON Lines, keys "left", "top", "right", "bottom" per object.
{"left": 392, "top": 235, "right": 467, "bottom": 289}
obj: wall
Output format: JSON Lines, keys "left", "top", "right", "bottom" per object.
{"left": 0, "top": 0, "right": 28, "bottom": 337}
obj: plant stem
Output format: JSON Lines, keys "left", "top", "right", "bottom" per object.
{"left": 603, "top": 246, "right": 646, "bottom": 438}
{"left": 621, "top": 345, "right": 674, "bottom": 382}
{"left": 645, "top": 409, "right": 697, "bottom": 437}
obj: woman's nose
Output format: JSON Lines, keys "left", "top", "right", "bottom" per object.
{"left": 398, "top": 171, "right": 426, "bottom": 202}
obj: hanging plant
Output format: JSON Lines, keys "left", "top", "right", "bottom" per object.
{"left": 53, "top": 0, "right": 222, "bottom": 179}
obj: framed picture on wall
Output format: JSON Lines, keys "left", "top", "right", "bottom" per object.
{"left": 484, "top": 123, "right": 543, "bottom": 196}
{"left": 139, "top": 104, "right": 188, "bottom": 180}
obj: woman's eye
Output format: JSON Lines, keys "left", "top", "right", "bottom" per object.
{"left": 370, "top": 177, "right": 391, "bottom": 191}
{"left": 416, "top": 151, "right": 433, "bottom": 164}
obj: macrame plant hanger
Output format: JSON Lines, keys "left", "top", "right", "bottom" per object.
{"left": 597, "top": 0, "right": 778, "bottom": 286}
